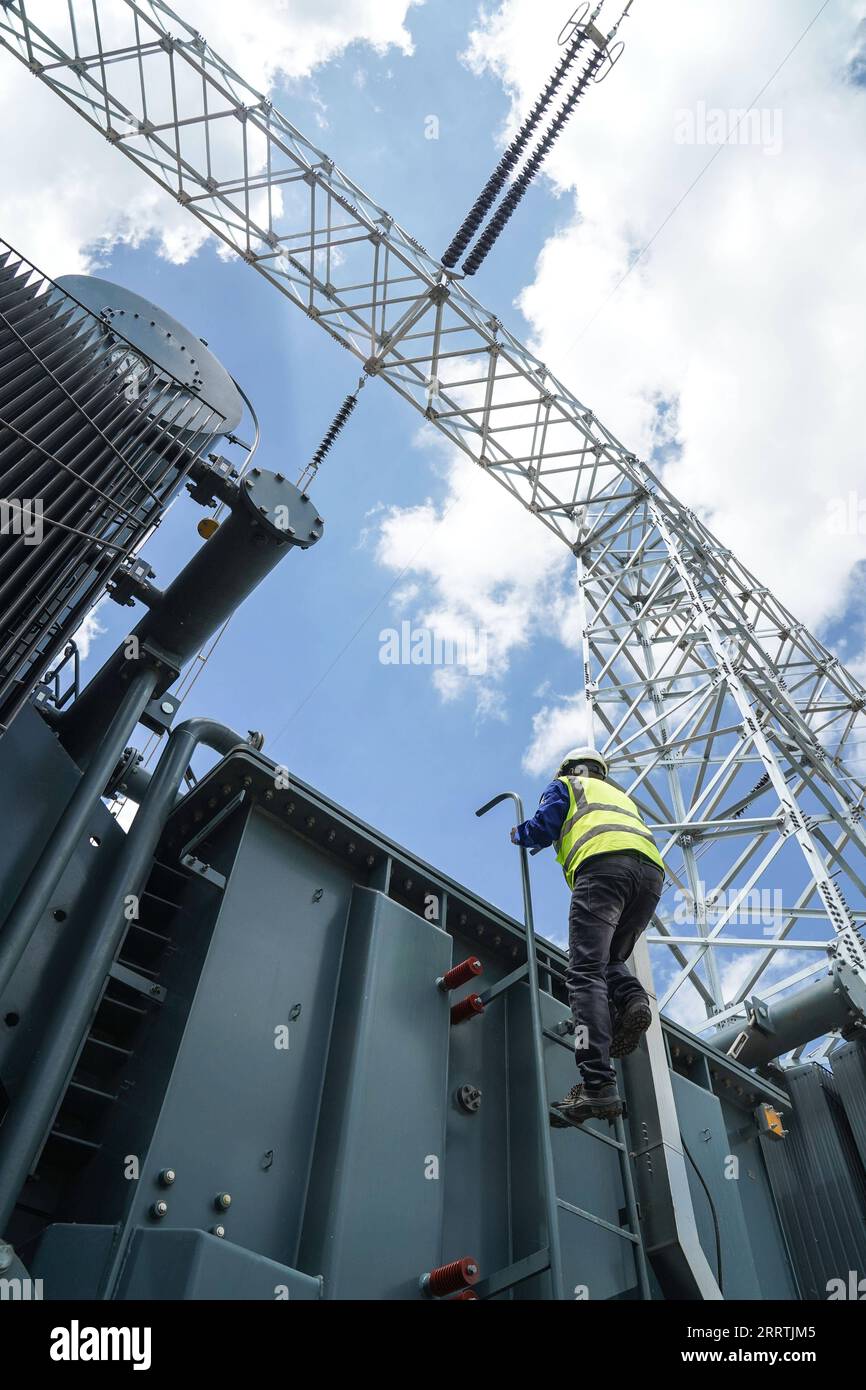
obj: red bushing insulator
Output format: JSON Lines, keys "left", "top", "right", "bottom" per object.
{"left": 450, "top": 993, "right": 485, "bottom": 1026}
{"left": 439, "top": 957, "right": 483, "bottom": 991}
{"left": 422, "top": 1257, "right": 480, "bottom": 1297}
{"left": 450, "top": 1290, "right": 479, "bottom": 1300}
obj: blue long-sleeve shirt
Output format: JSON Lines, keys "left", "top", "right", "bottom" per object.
{"left": 513, "top": 778, "right": 569, "bottom": 850}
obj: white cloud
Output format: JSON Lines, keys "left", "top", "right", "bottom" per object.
{"left": 463, "top": 0, "right": 866, "bottom": 634}
{"left": 373, "top": 426, "right": 569, "bottom": 714}
{"left": 659, "top": 944, "right": 820, "bottom": 1032}
{"left": 71, "top": 602, "right": 107, "bottom": 661}
{"left": 369, "top": 0, "right": 866, "bottom": 762}
{"left": 522, "top": 696, "right": 590, "bottom": 777}
{"left": 0, "top": 0, "right": 420, "bottom": 277}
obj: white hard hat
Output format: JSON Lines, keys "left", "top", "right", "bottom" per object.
{"left": 556, "top": 746, "right": 608, "bottom": 778}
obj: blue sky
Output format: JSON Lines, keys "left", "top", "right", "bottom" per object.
{"left": 66, "top": 1, "right": 581, "bottom": 940}
{"left": 5, "top": 0, "right": 866, "bottom": 1031}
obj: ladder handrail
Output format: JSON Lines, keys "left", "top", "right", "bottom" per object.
{"left": 477, "top": 790, "right": 651, "bottom": 1300}
{"left": 476, "top": 791, "right": 564, "bottom": 1299}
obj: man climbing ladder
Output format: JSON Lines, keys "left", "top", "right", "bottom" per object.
{"left": 510, "top": 747, "right": 665, "bottom": 1126}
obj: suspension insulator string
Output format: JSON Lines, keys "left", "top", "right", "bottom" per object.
{"left": 439, "top": 5, "right": 605, "bottom": 270}
{"left": 452, "top": 0, "right": 637, "bottom": 277}
{"left": 296, "top": 374, "right": 367, "bottom": 493}
{"left": 461, "top": 44, "right": 607, "bottom": 276}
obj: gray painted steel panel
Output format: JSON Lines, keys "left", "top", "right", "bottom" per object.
{"left": 832, "top": 1041, "right": 866, "bottom": 1172}
{"left": 761, "top": 1064, "right": 866, "bottom": 1300}
{"left": 669, "top": 1072, "right": 761, "bottom": 1299}
{"left": 4, "top": 735, "right": 865, "bottom": 1301}
{"left": 105, "top": 805, "right": 355, "bottom": 1274}
{"left": 117, "top": 1228, "right": 322, "bottom": 1300}
{"left": 441, "top": 930, "right": 515, "bottom": 1287}
{"left": 0, "top": 706, "right": 126, "bottom": 1098}
{"left": 299, "top": 887, "right": 451, "bottom": 1299}
{"left": 716, "top": 1095, "right": 799, "bottom": 1301}
{"left": 29, "top": 1224, "right": 117, "bottom": 1300}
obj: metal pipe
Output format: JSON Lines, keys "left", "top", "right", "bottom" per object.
{"left": 0, "top": 663, "right": 158, "bottom": 997}
{"left": 108, "top": 728, "right": 263, "bottom": 806}
{"left": 0, "top": 717, "right": 247, "bottom": 1233}
{"left": 476, "top": 791, "right": 565, "bottom": 1300}
{"left": 105, "top": 749, "right": 182, "bottom": 808}
{"left": 709, "top": 969, "right": 859, "bottom": 1067}
{"left": 56, "top": 472, "right": 323, "bottom": 766}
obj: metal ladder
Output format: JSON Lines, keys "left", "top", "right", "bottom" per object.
{"left": 472, "top": 791, "right": 651, "bottom": 1301}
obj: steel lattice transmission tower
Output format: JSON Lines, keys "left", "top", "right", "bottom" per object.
{"left": 3, "top": 0, "right": 866, "bottom": 1048}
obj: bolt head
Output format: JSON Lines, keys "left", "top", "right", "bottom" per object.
{"left": 151, "top": 1201, "right": 168, "bottom": 1219}
{"left": 211, "top": 1225, "right": 226, "bottom": 1238}
{"left": 215, "top": 1192, "right": 232, "bottom": 1210}
{"left": 159, "top": 1168, "right": 176, "bottom": 1186}
{"left": 160, "top": 700, "right": 174, "bottom": 714}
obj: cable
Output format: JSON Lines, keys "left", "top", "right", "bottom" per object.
{"left": 564, "top": 0, "right": 832, "bottom": 348}
{"left": 680, "top": 1130, "right": 724, "bottom": 1293}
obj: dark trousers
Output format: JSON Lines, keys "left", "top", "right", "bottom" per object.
{"left": 565, "top": 851, "right": 664, "bottom": 1090}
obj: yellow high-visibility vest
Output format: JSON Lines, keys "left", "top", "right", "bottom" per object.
{"left": 554, "top": 776, "right": 664, "bottom": 889}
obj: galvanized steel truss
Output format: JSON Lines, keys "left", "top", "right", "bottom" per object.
{"left": 3, "top": 0, "right": 866, "bottom": 1042}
